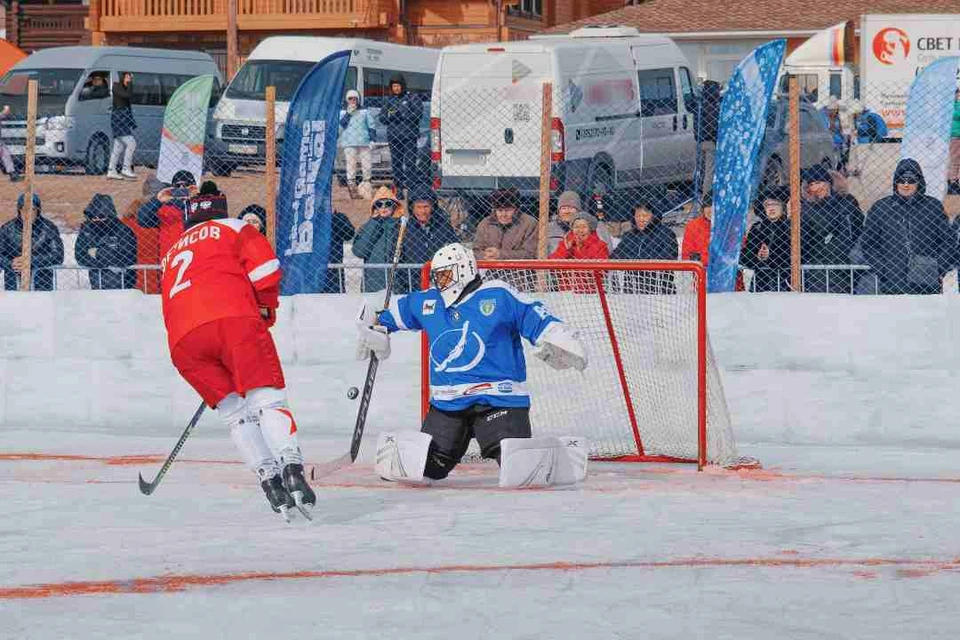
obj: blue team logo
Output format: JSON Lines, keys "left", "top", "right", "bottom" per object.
{"left": 479, "top": 299, "right": 496, "bottom": 316}
{"left": 430, "top": 321, "right": 486, "bottom": 373}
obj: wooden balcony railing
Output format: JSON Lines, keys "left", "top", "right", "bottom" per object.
{"left": 100, "top": 0, "right": 394, "bottom": 32}
{"left": 7, "top": 5, "right": 89, "bottom": 51}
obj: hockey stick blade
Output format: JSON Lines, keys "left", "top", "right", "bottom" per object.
{"left": 310, "top": 453, "right": 351, "bottom": 481}
{"left": 138, "top": 401, "right": 206, "bottom": 496}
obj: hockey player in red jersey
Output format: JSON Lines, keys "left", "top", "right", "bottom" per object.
{"left": 159, "top": 184, "right": 314, "bottom": 520}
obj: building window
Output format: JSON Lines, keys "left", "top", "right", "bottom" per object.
{"left": 507, "top": 0, "right": 542, "bottom": 20}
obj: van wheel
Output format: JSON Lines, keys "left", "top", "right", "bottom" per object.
{"left": 84, "top": 137, "right": 110, "bottom": 175}
{"left": 210, "top": 161, "right": 236, "bottom": 177}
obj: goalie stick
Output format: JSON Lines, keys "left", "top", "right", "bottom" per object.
{"left": 138, "top": 401, "right": 206, "bottom": 495}
{"left": 350, "top": 213, "right": 409, "bottom": 463}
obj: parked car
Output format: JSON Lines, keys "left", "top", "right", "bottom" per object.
{"left": 0, "top": 46, "right": 221, "bottom": 174}
{"left": 759, "top": 98, "right": 838, "bottom": 187}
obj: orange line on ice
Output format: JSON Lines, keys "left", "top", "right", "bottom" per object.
{"left": 3, "top": 557, "right": 959, "bottom": 600}
{"left": 0, "top": 453, "right": 242, "bottom": 467}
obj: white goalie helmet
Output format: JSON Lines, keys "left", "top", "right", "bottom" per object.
{"left": 430, "top": 243, "right": 478, "bottom": 307}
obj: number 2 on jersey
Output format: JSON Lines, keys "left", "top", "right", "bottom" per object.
{"left": 169, "top": 250, "right": 194, "bottom": 299}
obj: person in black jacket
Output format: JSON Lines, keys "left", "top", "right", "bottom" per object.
{"left": 862, "top": 158, "right": 952, "bottom": 295}
{"left": 0, "top": 193, "right": 64, "bottom": 291}
{"left": 694, "top": 80, "right": 721, "bottom": 197}
{"left": 398, "top": 184, "right": 459, "bottom": 291}
{"left": 610, "top": 200, "right": 678, "bottom": 293}
{"left": 378, "top": 74, "right": 423, "bottom": 192}
{"left": 75, "top": 194, "right": 137, "bottom": 290}
{"left": 108, "top": 71, "right": 137, "bottom": 180}
{"left": 742, "top": 186, "right": 792, "bottom": 292}
{"left": 799, "top": 165, "right": 856, "bottom": 293}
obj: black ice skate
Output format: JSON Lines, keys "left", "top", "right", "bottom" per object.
{"left": 261, "top": 475, "right": 294, "bottom": 522}
{"left": 282, "top": 463, "right": 316, "bottom": 520}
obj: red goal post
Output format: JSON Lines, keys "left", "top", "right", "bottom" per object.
{"left": 419, "top": 260, "right": 743, "bottom": 471}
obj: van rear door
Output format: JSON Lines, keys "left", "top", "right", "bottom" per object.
{"left": 437, "top": 47, "right": 551, "bottom": 185}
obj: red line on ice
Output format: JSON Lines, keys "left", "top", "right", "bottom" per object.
{"left": 0, "top": 453, "right": 242, "bottom": 466}
{"left": 2, "top": 557, "right": 959, "bottom": 600}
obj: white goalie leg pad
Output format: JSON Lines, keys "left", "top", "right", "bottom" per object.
{"left": 375, "top": 431, "right": 433, "bottom": 484}
{"left": 499, "top": 436, "right": 589, "bottom": 488}
{"left": 219, "top": 393, "right": 278, "bottom": 480}
{"left": 246, "top": 387, "right": 303, "bottom": 467}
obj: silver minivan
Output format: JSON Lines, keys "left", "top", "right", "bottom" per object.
{"left": 0, "top": 46, "right": 221, "bottom": 174}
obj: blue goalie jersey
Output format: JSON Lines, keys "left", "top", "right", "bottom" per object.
{"left": 378, "top": 280, "right": 561, "bottom": 411}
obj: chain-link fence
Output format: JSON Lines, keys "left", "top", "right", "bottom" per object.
{"left": 2, "top": 62, "right": 959, "bottom": 297}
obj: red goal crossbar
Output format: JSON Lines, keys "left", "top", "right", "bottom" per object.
{"left": 418, "top": 260, "right": 709, "bottom": 470}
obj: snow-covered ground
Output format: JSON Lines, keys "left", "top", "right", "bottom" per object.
{"left": 2, "top": 291, "right": 960, "bottom": 638}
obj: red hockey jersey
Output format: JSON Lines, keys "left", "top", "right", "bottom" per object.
{"left": 160, "top": 218, "right": 281, "bottom": 349}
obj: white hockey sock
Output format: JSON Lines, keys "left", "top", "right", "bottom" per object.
{"left": 247, "top": 387, "right": 303, "bottom": 467}
{"left": 218, "top": 393, "right": 278, "bottom": 480}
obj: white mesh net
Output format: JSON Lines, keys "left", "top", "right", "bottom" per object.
{"left": 455, "top": 262, "right": 740, "bottom": 467}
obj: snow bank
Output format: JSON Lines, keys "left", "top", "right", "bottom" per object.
{"left": 1, "top": 290, "right": 957, "bottom": 450}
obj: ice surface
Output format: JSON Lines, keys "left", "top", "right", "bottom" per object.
{"left": 2, "top": 291, "right": 960, "bottom": 637}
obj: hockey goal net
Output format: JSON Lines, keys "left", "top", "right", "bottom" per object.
{"left": 419, "top": 260, "right": 749, "bottom": 470}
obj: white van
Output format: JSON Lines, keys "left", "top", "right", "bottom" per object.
{"left": 431, "top": 26, "right": 697, "bottom": 215}
{"left": 211, "top": 36, "right": 438, "bottom": 178}
{"left": 0, "top": 46, "right": 221, "bottom": 174}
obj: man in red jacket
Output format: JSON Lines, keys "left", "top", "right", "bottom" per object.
{"left": 160, "top": 189, "right": 314, "bottom": 521}
{"left": 138, "top": 169, "right": 198, "bottom": 258}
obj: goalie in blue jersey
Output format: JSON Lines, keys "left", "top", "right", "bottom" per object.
{"left": 356, "top": 243, "right": 590, "bottom": 487}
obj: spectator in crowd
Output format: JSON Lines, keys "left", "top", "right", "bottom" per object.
{"left": 340, "top": 89, "right": 376, "bottom": 200}
{"left": 398, "top": 184, "right": 459, "bottom": 290}
{"left": 611, "top": 199, "right": 678, "bottom": 261}
{"left": 75, "top": 194, "right": 137, "bottom": 290}
{"left": 548, "top": 190, "right": 611, "bottom": 254}
{"left": 820, "top": 97, "right": 848, "bottom": 171}
{"left": 322, "top": 209, "right": 356, "bottom": 294}
{"left": 138, "top": 169, "right": 197, "bottom": 257}
{"left": 378, "top": 74, "right": 423, "bottom": 192}
{"left": 122, "top": 174, "right": 163, "bottom": 293}
{"left": 694, "top": 80, "right": 722, "bottom": 197}
{"left": 108, "top": 71, "right": 137, "bottom": 180}
{"left": 610, "top": 200, "right": 679, "bottom": 294}
{"left": 949, "top": 88, "right": 960, "bottom": 193}
{"left": 0, "top": 105, "right": 21, "bottom": 182}
{"left": 861, "top": 159, "right": 952, "bottom": 295}
{"left": 682, "top": 191, "right": 713, "bottom": 265}
{"left": 473, "top": 188, "right": 538, "bottom": 261}
{"left": 0, "top": 193, "right": 64, "bottom": 291}
{"left": 549, "top": 212, "right": 609, "bottom": 292}
{"left": 80, "top": 73, "right": 110, "bottom": 101}
{"left": 741, "top": 187, "right": 792, "bottom": 292}
{"left": 827, "top": 169, "right": 865, "bottom": 244}
{"left": 800, "top": 165, "right": 856, "bottom": 293}
{"left": 850, "top": 100, "right": 888, "bottom": 144}
{"left": 353, "top": 185, "right": 404, "bottom": 292}
{"left": 239, "top": 204, "right": 267, "bottom": 235}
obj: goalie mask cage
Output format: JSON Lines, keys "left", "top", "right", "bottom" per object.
{"left": 419, "top": 260, "right": 745, "bottom": 470}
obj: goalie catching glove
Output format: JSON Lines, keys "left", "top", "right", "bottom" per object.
{"left": 532, "top": 322, "right": 587, "bottom": 371}
{"left": 355, "top": 301, "right": 391, "bottom": 361}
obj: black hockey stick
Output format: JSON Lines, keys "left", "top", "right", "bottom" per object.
{"left": 350, "top": 213, "right": 409, "bottom": 462}
{"left": 138, "top": 401, "right": 206, "bottom": 495}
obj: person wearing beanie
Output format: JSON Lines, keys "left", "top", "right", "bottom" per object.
{"left": 0, "top": 193, "right": 63, "bottom": 291}
{"left": 139, "top": 169, "right": 198, "bottom": 256}
{"left": 548, "top": 210, "right": 610, "bottom": 294}
{"left": 339, "top": 88, "right": 376, "bottom": 199}
{"left": 186, "top": 187, "right": 229, "bottom": 228}
{"left": 548, "top": 190, "right": 611, "bottom": 254}
{"left": 239, "top": 204, "right": 267, "bottom": 235}
{"left": 75, "top": 194, "right": 137, "bottom": 290}
{"left": 473, "top": 188, "right": 538, "bottom": 261}
{"left": 353, "top": 185, "right": 406, "bottom": 292}
{"left": 741, "top": 187, "right": 792, "bottom": 292}
{"left": 378, "top": 73, "right": 423, "bottom": 191}
{"left": 799, "top": 164, "right": 857, "bottom": 292}
{"left": 400, "top": 184, "right": 459, "bottom": 287}
{"left": 861, "top": 158, "right": 952, "bottom": 294}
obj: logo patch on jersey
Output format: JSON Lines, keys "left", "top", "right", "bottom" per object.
{"left": 464, "top": 383, "right": 493, "bottom": 396}
{"left": 497, "top": 382, "right": 513, "bottom": 394}
{"left": 451, "top": 310, "right": 461, "bottom": 322}
{"left": 430, "top": 321, "right": 486, "bottom": 374}
{"left": 479, "top": 299, "right": 496, "bottom": 316}
{"left": 422, "top": 300, "right": 437, "bottom": 316}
